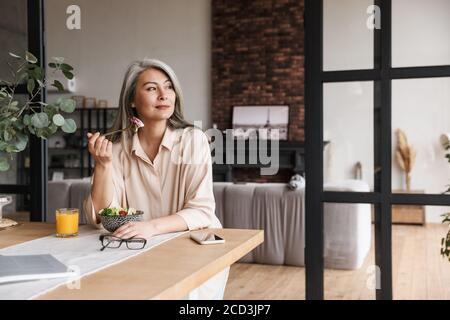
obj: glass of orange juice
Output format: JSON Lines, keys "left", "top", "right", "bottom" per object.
{"left": 56, "top": 208, "right": 79, "bottom": 238}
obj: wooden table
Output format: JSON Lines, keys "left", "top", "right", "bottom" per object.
{"left": 0, "top": 223, "right": 264, "bottom": 299}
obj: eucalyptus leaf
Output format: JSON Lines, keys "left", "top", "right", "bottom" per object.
{"left": 23, "top": 114, "right": 31, "bottom": 126}
{"left": 52, "top": 114, "right": 65, "bottom": 126}
{"left": 48, "top": 123, "right": 58, "bottom": 134}
{"left": 34, "top": 128, "right": 44, "bottom": 139}
{"left": 12, "top": 133, "right": 28, "bottom": 152}
{"left": 5, "top": 145, "right": 16, "bottom": 153}
{"left": 32, "top": 66, "right": 44, "bottom": 80}
{"left": 44, "top": 104, "right": 58, "bottom": 115}
{"left": 25, "top": 51, "right": 38, "bottom": 64}
{"left": 61, "top": 118, "right": 77, "bottom": 133}
{"left": 0, "top": 113, "right": 11, "bottom": 119}
{"left": 52, "top": 80, "right": 65, "bottom": 92}
{"left": 31, "top": 112, "right": 50, "bottom": 128}
{"left": 52, "top": 57, "right": 65, "bottom": 64}
{"left": 62, "top": 70, "right": 74, "bottom": 80}
{"left": 27, "top": 78, "right": 35, "bottom": 94}
{"left": 12, "top": 121, "right": 24, "bottom": 130}
{"left": 0, "top": 157, "right": 10, "bottom": 171}
{"left": 0, "top": 142, "right": 8, "bottom": 151}
{"left": 60, "top": 63, "right": 74, "bottom": 72}
{"left": 8, "top": 52, "right": 21, "bottom": 59}
{"left": 3, "top": 131, "right": 11, "bottom": 142}
{"left": 60, "top": 99, "right": 76, "bottom": 113}
{"left": 8, "top": 104, "right": 19, "bottom": 112}
{"left": 10, "top": 101, "right": 18, "bottom": 109}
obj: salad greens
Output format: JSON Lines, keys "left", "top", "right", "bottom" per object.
{"left": 99, "top": 207, "right": 138, "bottom": 217}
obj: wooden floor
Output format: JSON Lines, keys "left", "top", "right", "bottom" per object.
{"left": 224, "top": 224, "right": 450, "bottom": 300}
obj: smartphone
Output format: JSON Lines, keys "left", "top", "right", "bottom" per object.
{"left": 190, "top": 231, "right": 225, "bottom": 245}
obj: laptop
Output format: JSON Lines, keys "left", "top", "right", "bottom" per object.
{"left": 0, "top": 254, "right": 76, "bottom": 284}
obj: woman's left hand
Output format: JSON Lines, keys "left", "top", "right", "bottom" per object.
{"left": 113, "top": 221, "right": 157, "bottom": 239}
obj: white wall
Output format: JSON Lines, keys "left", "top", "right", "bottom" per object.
{"left": 45, "top": 0, "right": 212, "bottom": 128}
{"left": 323, "top": 0, "right": 450, "bottom": 223}
{"left": 323, "top": 0, "right": 374, "bottom": 71}
{"left": 324, "top": 81, "right": 374, "bottom": 189}
{"left": 392, "top": 0, "right": 450, "bottom": 67}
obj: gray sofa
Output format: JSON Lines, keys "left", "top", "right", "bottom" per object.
{"left": 48, "top": 179, "right": 371, "bottom": 270}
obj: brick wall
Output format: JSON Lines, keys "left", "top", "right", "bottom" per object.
{"left": 211, "top": 0, "right": 304, "bottom": 182}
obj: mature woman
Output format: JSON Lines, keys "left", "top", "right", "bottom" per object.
{"left": 84, "top": 58, "right": 228, "bottom": 299}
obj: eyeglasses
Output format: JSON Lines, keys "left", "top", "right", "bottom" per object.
{"left": 99, "top": 234, "right": 147, "bottom": 251}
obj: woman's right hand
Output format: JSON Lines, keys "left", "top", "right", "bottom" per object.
{"left": 87, "top": 132, "right": 113, "bottom": 168}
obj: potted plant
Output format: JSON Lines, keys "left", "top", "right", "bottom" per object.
{"left": 441, "top": 213, "right": 450, "bottom": 260}
{"left": 441, "top": 136, "right": 450, "bottom": 260}
{"left": 0, "top": 51, "right": 77, "bottom": 171}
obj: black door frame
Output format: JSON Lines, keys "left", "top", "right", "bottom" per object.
{"left": 0, "top": 0, "right": 47, "bottom": 221}
{"left": 28, "top": 0, "right": 48, "bottom": 221}
{"left": 305, "top": 0, "right": 450, "bottom": 300}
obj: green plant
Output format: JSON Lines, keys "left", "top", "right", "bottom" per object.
{"left": 441, "top": 139, "right": 450, "bottom": 260}
{"left": 441, "top": 213, "right": 450, "bottom": 260}
{"left": 0, "top": 51, "right": 77, "bottom": 171}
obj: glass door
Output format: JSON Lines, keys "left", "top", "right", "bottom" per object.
{"left": 305, "top": 0, "right": 450, "bottom": 300}
{"left": 0, "top": 0, "right": 46, "bottom": 221}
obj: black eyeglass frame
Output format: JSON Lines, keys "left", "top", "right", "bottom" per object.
{"left": 99, "top": 234, "right": 147, "bottom": 251}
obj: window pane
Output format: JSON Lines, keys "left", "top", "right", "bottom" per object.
{"left": 392, "top": 78, "right": 450, "bottom": 196}
{"left": 0, "top": 0, "right": 28, "bottom": 82}
{"left": 324, "top": 82, "right": 375, "bottom": 192}
{"left": 324, "top": 202, "right": 375, "bottom": 299}
{"left": 323, "top": 0, "right": 374, "bottom": 71}
{"left": 392, "top": 0, "right": 450, "bottom": 67}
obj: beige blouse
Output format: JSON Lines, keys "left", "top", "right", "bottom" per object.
{"left": 83, "top": 126, "right": 228, "bottom": 299}
{"left": 84, "top": 126, "right": 222, "bottom": 231}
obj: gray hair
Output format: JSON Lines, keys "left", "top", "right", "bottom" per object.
{"left": 108, "top": 58, "right": 193, "bottom": 145}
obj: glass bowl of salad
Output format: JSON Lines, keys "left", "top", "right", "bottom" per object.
{"left": 99, "top": 207, "right": 143, "bottom": 233}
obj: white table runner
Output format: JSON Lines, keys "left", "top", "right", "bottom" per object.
{"left": 0, "top": 226, "right": 186, "bottom": 300}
